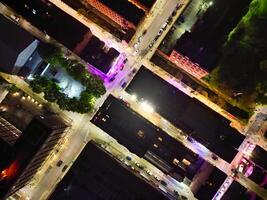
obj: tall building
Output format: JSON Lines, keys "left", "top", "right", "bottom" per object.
{"left": 0, "top": 115, "right": 69, "bottom": 199}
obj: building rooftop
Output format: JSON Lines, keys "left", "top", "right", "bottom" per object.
{"left": 0, "top": 15, "right": 35, "bottom": 73}
{"left": 0, "top": 116, "right": 21, "bottom": 145}
{"left": 50, "top": 142, "right": 168, "bottom": 200}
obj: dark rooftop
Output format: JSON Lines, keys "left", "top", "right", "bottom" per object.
{"left": 0, "top": 15, "right": 35, "bottom": 73}
{"left": 50, "top": 142, "right": 168, "bottom": 200}
{"left": 126, "top": 67, "right": 245, "bottom": 162}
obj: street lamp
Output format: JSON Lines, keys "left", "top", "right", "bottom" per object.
{"left": 140, "top": 101, "right": 154, "bottom": 113}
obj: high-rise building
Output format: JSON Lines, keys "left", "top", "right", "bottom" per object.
{"left": 0, "top": 115, "right": 69, "bottom": 199}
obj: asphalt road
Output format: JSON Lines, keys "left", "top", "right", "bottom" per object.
{"left": 133, "top": 0, "right": 181, "bottom": 54}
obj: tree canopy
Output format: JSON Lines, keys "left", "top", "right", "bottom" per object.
{"left": 33, "top": 43, "right": 106, "bottom": 113}
{"left": 209, "top": 0, "right": 267, "bottom": 105}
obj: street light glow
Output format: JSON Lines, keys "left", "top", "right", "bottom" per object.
{"left": 209, "top": 1, "right": 213, "bottom": 6}
{"left": 140, "top": 101, "right": 154, "bottom": 113}
{"left": 131, "top": 94, "right": 137, "bottom": 101}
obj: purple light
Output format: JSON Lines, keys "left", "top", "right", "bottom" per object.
{"left": 106, "top": 53, "right": 125, "bottom": 78}
{"left": 87, "top": 63, "right": 106, "bottom": 80}
{"left": 245, "top": 165, "right": 253, "bottom": 177}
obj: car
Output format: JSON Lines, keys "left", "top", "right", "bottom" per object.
{"left": 62, "top": 165, "right": 68, "bottom": 172}
{"left": 154, "top": 35, "right": 160, "bottom": 41}
{"left": 167, "top": 17, "right": 173, "bottom": 24}
{"left": 121, "top": 81, "right": 127, "bottom": 88}
{"left": 108, "top": 76, "right": 115, "bottom": 82}
{"left": 138, "top": 165, "right": 144, "bottom": 170}
{"left": 211, "top": 154, "right": 218, "bottom": 160}
{"left": 131, "top": 68, "right": 137, "bottom": 74}
{"left": 158, "top": 29, "right": 164, "bottom": 35}
{"left": 237, "top": 164, "right": 245, "bottom": 173}
{"left": 56, "top": 160, "right": 63, "bottom": 167}
{"left": 162, "top": 22, "right": 168, "bottom": 29}
{"left": 160, "top": 180, "right": 168, "bottom": 187}
{"left": 146, "top": 170, "right": 153, "bottom": 176}
{"left": 133, "top": 43, "right": 138, "bottom": 48}
{"left": 187, "top": 137, "right": 194, "bottom": 143}
{"left": 236, "top": 157, "right": 253, "bottom": 174}
{"left": 154, "top": 175, "right": 160, "bottom": 181}
{"left": 9, "top": 14, "right": 20, "bottom": 23}
{"left": 142, "top": 30, "right": 147, "bottom": 35}
{"left": 175, "top": 3, "right": 183, "bottom": 10}
{"left": 123, "top": 59, "right": 128, "bottom": 64}
{"left": 171, "top": 10, "right": 177, "bottom": 17}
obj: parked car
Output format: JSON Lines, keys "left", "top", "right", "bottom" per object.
{"left": 126, "top": 156, "right": 132, "bottom": 161}
{"left": 121, "top": 81, "right": 127, "bottom": 88}
{"left": 56, "top": 160, "right": 63, "bottom": 167}
{"left": 211, "top": 154, "right": 218, "bottom": 160}
{"left": 160, "top": 180, "right": 168, "bottom": 187}
{"left": 236, "top": 157, "right": 253, "bottom": 173}
{"left": 62, "top": 165, "right": 68, "bottom": 172}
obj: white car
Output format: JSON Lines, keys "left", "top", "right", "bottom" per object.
{"left": 162, "top": 22, "right": 168, "bottom": 30}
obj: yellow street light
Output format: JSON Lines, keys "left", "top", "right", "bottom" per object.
{"left": 140, "top": 101, "right": 154, "bottom": 113}
{"left": 131, "top": 94, "right": 137, "bottom": 101}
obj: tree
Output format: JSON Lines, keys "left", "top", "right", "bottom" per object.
{"left": 43, "top": 83, "right": 61, "bottom": 102}
{"left": 57, "top": 94, "right": 70, "bottom": 111}
{"left": 8, "top": 85, "right": 20, "bottom": 93}
{"left": 86, "top": 77, "right": 106, "bottom": 97}
{"left": 29, "top": 76, "right": 50, "bottom": 93}
{"left": 33, "top": 42, "right": 107, "bottom": 113}
{"left": 38, "top": 42, "right": 61, "bottom": 60}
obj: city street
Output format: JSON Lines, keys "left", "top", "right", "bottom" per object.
{"left": 131, "top": 0, "right": 188, "bottom": 55}
{"left": 160, "top": 0, "right": 209, "bottom": 53}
